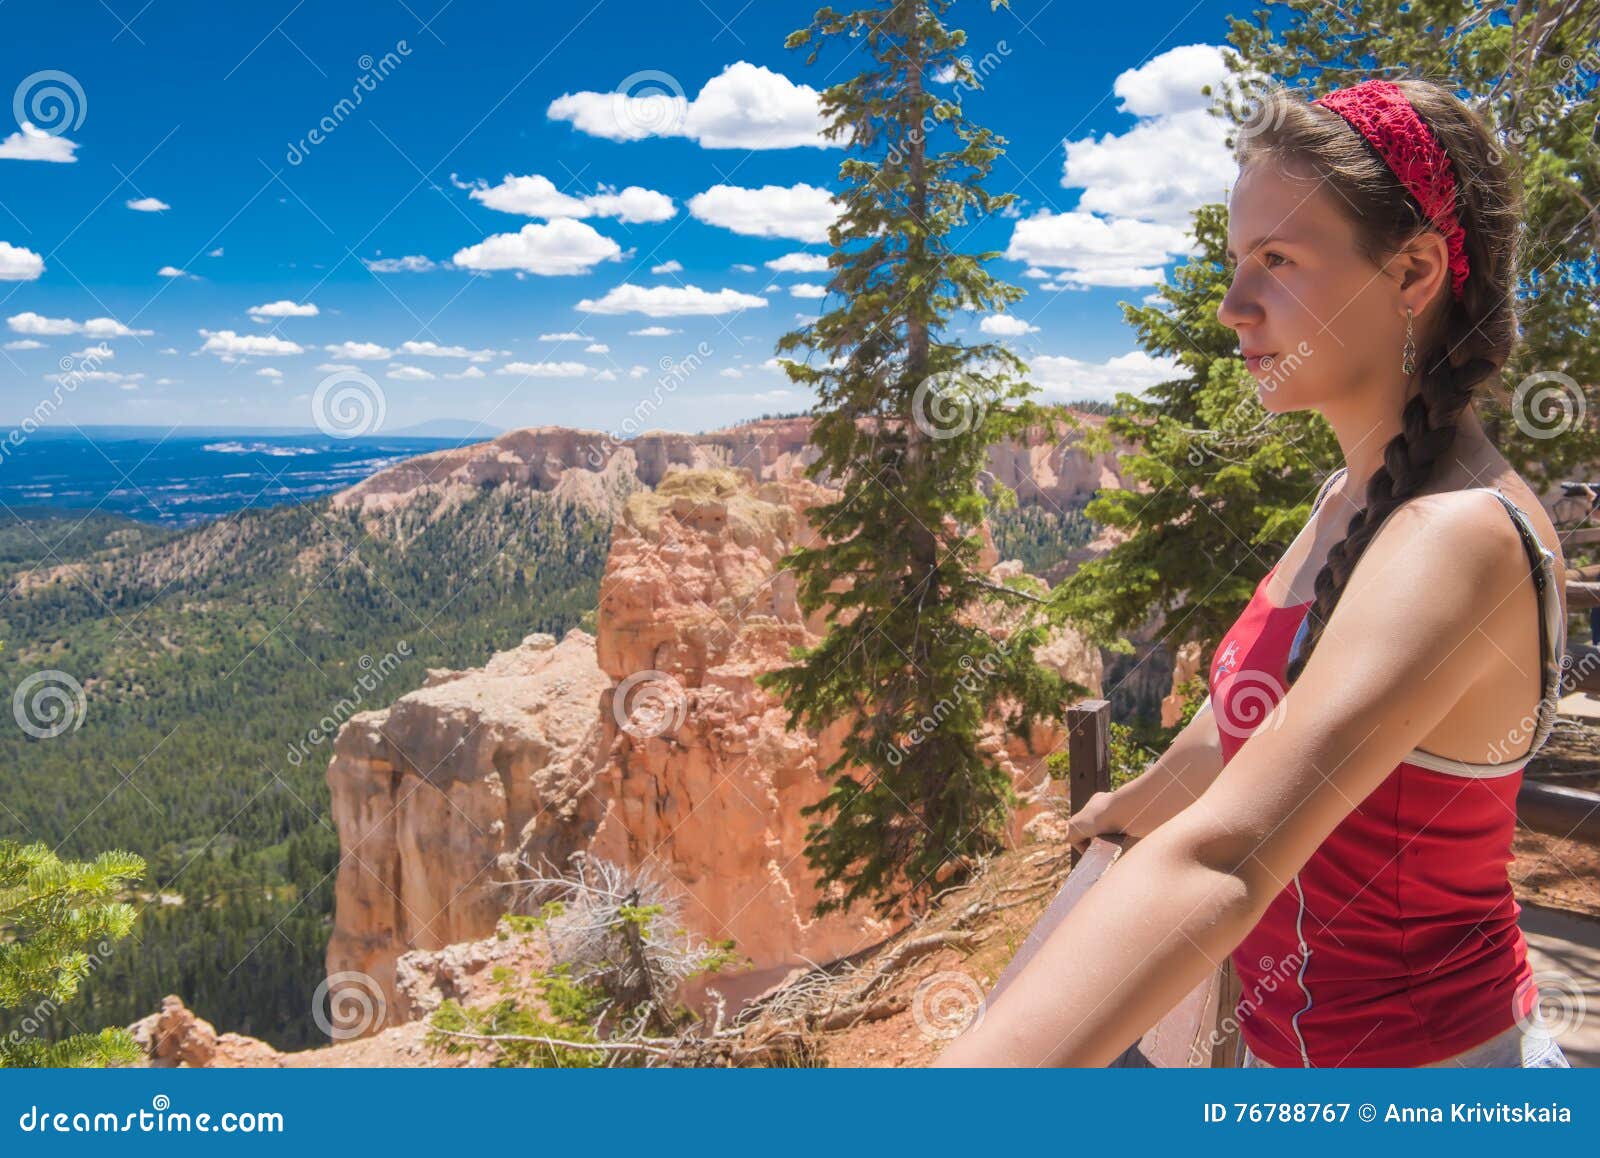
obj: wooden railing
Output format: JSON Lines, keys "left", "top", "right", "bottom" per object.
{"left": 990, "top": 696, "right": 1600, "bottom": 1067}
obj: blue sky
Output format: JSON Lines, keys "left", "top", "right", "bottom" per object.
{"left": 0, "top": 0, "right": 1246, "bottom": 436}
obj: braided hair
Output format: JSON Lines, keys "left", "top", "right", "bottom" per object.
{"left": 1236, "top": 79, "right": 1523, "bottom": 686}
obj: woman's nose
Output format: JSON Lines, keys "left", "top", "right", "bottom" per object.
{"left": 1216, "top": 273, "right": 1258, "bottom": 331}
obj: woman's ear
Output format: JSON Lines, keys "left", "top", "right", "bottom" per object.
{"left": 1393, "top": 228, "right": 1451, "bottom": 317}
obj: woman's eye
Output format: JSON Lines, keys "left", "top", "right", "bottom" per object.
{"left": 1263, "top": 251, "right": 1288, "bottom": 268}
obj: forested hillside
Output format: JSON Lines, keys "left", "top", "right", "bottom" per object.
{"left": 0, "top": 492, "right": 611, "bottom": 1048}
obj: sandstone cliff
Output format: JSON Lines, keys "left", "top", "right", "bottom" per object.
{"left": 324, "top": 466, "right": 1103, "bottom": 1034}
{"left": 330, "top": 414, "right": 1124, "bottom": 521}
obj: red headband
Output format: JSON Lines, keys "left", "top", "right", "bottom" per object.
{"left": 1312, "top": 80, "right": 1470, "bottom": 300}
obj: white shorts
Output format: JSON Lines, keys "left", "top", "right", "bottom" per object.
{"left": 1239, "top": 1011, "right": 1571, "bottom": 1068}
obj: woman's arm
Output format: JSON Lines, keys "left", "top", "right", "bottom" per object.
{"left": 1074, "top": 699, "right": 1224, "bottom": 843}
{"left": 932, "top": 490, "right": 1529, "bottom": 1066}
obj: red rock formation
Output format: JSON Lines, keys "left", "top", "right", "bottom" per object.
{"left": 324, "top": 466, "right": 1104, "bottom": 1034}
{"left": 330, "top": 414, "right": 1123, "bottom": 520}
{"left": 129, "top": 996, "right": 282, "bottom": 1067}
{"left": 323, "top": 630, "right": 610, "bottom": 1033}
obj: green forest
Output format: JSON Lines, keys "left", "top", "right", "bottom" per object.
{"left": 0, "top": 491, "right": 612, "bottom": 1048}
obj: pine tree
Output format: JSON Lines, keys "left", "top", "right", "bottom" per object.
{"left": 0, "top": 840, "right": 146, "bottom": 1067}
{"left": 759, "top": 0, "right": 1084, "bottom": 920}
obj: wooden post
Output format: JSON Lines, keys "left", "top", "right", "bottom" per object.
{"left": 1067, "top": 699, "right": 1111, "bottom": 868}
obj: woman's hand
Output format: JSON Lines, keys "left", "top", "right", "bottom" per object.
{"left": 1064, "top": 790, "right": 1119, "bottom": 855}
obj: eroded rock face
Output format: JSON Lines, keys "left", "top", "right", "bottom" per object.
{"left": 325, "top": 467, "right": 1104, "bottom": 1032}
{"left": 323, "top": 630, "right": 611, "bottom": 1033}
{"left": 329, "top": 415, "right": 1123, "bottom": 522}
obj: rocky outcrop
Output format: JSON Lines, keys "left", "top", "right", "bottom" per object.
{"left": 1162, "top": 640, "right": 1206, "bottom": 727}
{"left": 325, "top": 466, "right": 1103, "bottom": 1033}
{"left": 323, "top": 629, "right": 611, "bottom": 1033}
{"left": 330, "top": 414, "right": 1124, "bottom": 521}
{"left": 129, "top": 996, "right": 282, "bottom": 1068}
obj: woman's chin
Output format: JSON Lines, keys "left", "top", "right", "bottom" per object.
{"left": 1252, "top": 377, "right": 1303, "bottom": 413}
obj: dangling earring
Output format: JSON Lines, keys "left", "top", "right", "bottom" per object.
{"left": 1401, "top": 306, "right": 1416, "bottom": 377}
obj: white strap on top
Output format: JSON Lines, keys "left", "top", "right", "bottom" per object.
{"left": 1286, "top": 469, "right": 1564, "bottom": 778}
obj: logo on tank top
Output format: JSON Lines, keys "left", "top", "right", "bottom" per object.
{"left": 1214, "top": 639, "right": 1240, "bottom": 680}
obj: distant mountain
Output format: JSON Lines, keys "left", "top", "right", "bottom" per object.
{"left": 381, "top": 418, "right": 506, "bottom": 439}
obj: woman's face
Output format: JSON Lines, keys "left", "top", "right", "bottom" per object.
{"left": 1217, "top": 159, "right": 1407, "bottom": 414}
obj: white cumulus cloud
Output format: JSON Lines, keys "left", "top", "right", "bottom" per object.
{"left": 1005, "top": 210, "right": 1191, "bottom": 287}
{"left": 0, "top": 122, "right": 78, "bottom": 162}
{"left": 576, "top": 283, "right": 767, "bottom": 317}
{"left": 324, "top": 341, "right": 392, "bottom": 361}
{"left": 465, "top": 173, "right": 675, "bottom": 223}
{"left": 8, "top": 312, "right": 152, "bottom": 337}
{"left": 687, "top": 183, "right": 839, "bottom": 243}
{"left": 397, "top": 340, "right": 497, "bottom": 361}
{"left": 765, "top": 252, "right": 828, "bottom": 273}
{"left": 198, "top": 329, "right": 304, "bottom": 359}
{"left": 452, "top": 218, "right": 622, "bottom": 275}
{"left": 248, "top": 300, "right": 319, "bottom": 321}
{"left": 496, "top": 360, "right": 591, "bottom": 377}
{"left": 364, "top": 254, "right": 437, "bottom": 273}
{"left": 548, "top": 62, "right": 835, "bottom": 150}
{"left": 979, "top": 314, "right": 1040, "bottom": 336}
{"left": 127, "top": 196, "right": 170, "bottom": 212}
{"left": 1029, "top": 350, "right": 1180, "bottom": 404}
{"left": 0, "top": 241, "right": 45, "bottom": 281}
{"left": 1005, "top": 44, "right": 1235, "bottom": 288}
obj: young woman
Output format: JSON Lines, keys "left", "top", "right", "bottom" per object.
{"left": 932, "top": 77, "right": 1574, "bottom": 1068}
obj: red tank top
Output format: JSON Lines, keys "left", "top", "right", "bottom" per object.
{"left": 1209, "top": 474, "right": 1563, "bottom": 1067}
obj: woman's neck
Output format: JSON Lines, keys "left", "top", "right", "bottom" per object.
{"left": 1330, "top": 400, "right": 1492, "bottom": 499}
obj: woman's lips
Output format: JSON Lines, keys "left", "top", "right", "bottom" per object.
{"left": 1243, "top": 353, "right": 1277, "bottom": 372}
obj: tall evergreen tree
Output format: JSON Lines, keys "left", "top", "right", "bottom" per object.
{"left": 760, "top": 0, "right": 1083, "bottom": 920}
